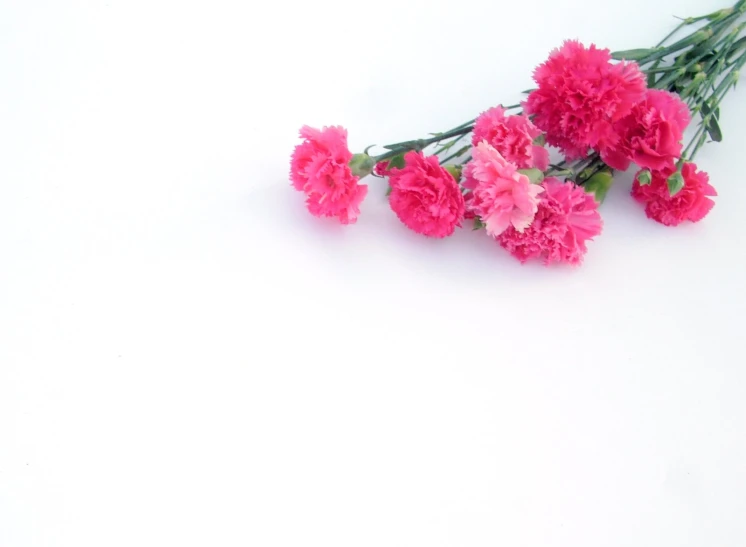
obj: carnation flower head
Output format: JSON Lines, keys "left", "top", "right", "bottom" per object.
{"left": 524, "top": 40, "right": 646, "bottom": 161}
{"left": 463, "top": 141, "right": 543, "bottom": 237}
{"left": 603, "top": 89, "right": 691, "bottom": 172}
{"left": 472, "top": 106, "right": 549, "bottom": 170}
{"left": 290, "top": 125, "right": 368, "bottom": 224}
{"left": 497, "top": 178, "right": 603, "bottom": 265}
{"left": 631, "top": 163, "right": 716, "bottom": 226}
{"left": 388, "top": 152, "right": 465, "bottom": 238}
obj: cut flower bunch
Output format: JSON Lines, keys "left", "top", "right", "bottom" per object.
{"left": 290, "top": 1, "right": 745, "bottom": 266}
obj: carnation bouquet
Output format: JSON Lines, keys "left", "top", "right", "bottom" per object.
{"left": 289, "top": 1, "right": 744, "bottom": 266}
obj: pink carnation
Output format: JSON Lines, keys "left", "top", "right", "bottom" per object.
{"left": 524, "top": 40, "right": 646, "bottom": 161}
{"left": 472, "top": 106, "right": 549, "bottom": 170}
{"left": 603, "top": 89, "right": 691, "bottom": 172}
{"left": 388, "top": 152, "right": 465, "bottom": 238}
{"left": 497, "top": 178, "right": 603, "bottom": 265}
{"left": 290, "top": 125, "right": 368, "bottom": 224}
{"left": 631, "top": 163, "right": 716, "bottom": 226}
{"left": 463, "top": 141, "right": 543, "bottom": 237}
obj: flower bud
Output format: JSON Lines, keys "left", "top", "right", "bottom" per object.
{"left": 583, "top": 170, "right": 614, "bottom": 203}
{"left": 708, "top": 7, "right": 733, "bottom": 21}
{"left": 444, "top": 165, "right": 462, "bottom": 181}
{"left": 667, "top": 171, "right": 685, "bottom": 196}
{"left": 349, "top": 153, "right": 376, "bottom": 178}
{"left": 637, "top": 169, "right": 652, "bottom": 186}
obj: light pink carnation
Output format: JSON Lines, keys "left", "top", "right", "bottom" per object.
{"left": 463, "top": 141, "right": 543, "bottom": 237}
{"left": 290, "top": 125, "right": 368, "bottom": 224}
{"left": 524, "top": 40, "right": 646, "bottom": 161}
{"left": 602, "top": 89, "right": 691, "bottom": 172}
{"left": 497, "top": 178, "right": 603, "bottom": 265}
{"left": 388, "top": 152, "right": 465, "bottom": 238}
{"left": 631, "top": 163, "right": 716, "bottom": 226}
{"left": 472, "top": 106, "right": 549, "bottom": 170}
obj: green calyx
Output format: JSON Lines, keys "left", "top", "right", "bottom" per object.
{"left": 637, "top": 170, "right": 652, "bottom": 186}
{"left": 583, "top": 170, "right": 614, "bottom": 203}
{"left": 667, "top": 171, "right": 685, "bottom": 196}
{"left": 349, "top": 153, "right": 376, "bottom": 178}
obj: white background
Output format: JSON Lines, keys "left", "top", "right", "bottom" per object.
{"left": 1, "top": 0, "right": 745, "bottom": 545}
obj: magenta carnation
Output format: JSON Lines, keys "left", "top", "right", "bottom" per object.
{"left": 631, "top": 163, "right": 716, "bottom": 226}
{"left": 603, "top": 89, "right": 691, "bottom": 172}
{"left": 290, "top": 125, "right": 368, "bottom": 224}
{"left": 524, "top": 40, "right": 646, "bottom": 161}
{"left": 463, "top": 141, "right": 543, "bottom": 237}
{"left": 472, "top": 106, "right": 549, "bottom": 170}
{"left": 388, "top": 152, "right": 465, "bottom": 238}
{"left": 497, "top": 178, "right": 603, "bottom": 265}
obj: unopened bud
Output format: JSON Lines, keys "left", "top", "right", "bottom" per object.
{"left": 637, "top": 169, "right": 652, "bottom": 186}
{"left": 349, "top": 153, "right": 376, "bottom": 178}
{"left": 444, "top": 165, "right": 462, "bottom": 181}
{"left": 667, "top": 171, "right": 685, "bottom": 196}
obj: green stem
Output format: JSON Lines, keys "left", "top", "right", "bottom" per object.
{"left": 439, "top": 145, "right": 471, "bottom": 165}
{"left": 656, "top": 21, "right": 688, "bottom": 48}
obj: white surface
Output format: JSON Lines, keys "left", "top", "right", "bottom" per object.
{"left": 1, "top": 1, "right": 745, "bottom": 545}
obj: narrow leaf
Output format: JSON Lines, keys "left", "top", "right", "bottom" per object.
{"left": 706, "top": 117, "right": 723, "bottom": 142}
{"left": 387, "top": 153, "right": 406, "bottom": 170}
{"left": 701, "top": 102, "right": 723, "bottom": 142}
{"left": 473, "top": 217, "right": 486, "bottom": 231}
{"left": 611, "top": 48, "right": 657, "bottom": 61}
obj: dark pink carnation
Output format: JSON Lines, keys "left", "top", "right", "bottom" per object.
{"left": 603, "top": 89, "right": 691, "bottom": 172}
{"left": 472, "top": 106, "right": 549, "bottom": 170}
{"left": 290, "top": 125, "right": 368, "bottom": 224}
{"left": 631, "top": 163, "right": 716, "bottom": 226}
{"left": 524, "top": 40, "right": 646, "bottom": 161}
{"left": 497, "top": 178, "right": 603, "bottom": 265}
{"left": 388, "top": 152, "right": 465, "bottom": 238}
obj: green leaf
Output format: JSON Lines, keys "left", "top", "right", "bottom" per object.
{"left": 385, "top": 186, "right": 392, "bottom": 197}
{"left": 706, "top": 117, "right": 723, "bottom": 142}
{"left": 647, "top": 71, "right": 658, "bottom": 88}
{"left": 533, "top": 134, "right": 546, "bottom": 146}
{"left": 454, "top": 145, "right": 470, "bottom": 157}
{"left": 637, "top": 169, "right": 652, "bottom": 186}
{"left": 517, "top": 168, "right": 544, "bottom": 184}
{"left": 583, "top": 170, "right": 614, "bottom": 203}
{"left": 726, "top": 36, "right": 746, "bottom": 63}
{"left": 611, "top": 48, "right": 658, "bottom": 61}
{"left": 473, "top": 217, "right": 486, "bottom": 231}
{"left": 387, "top": 153, "right": 406, "bottom": 170}
{"left": 521, "top": 88, "right": 536, "bottom": 94}
{"left": 667, "top": 171, "right": 685, "bottom": 196}
{"left": 700, "top": 102, "right": 723, "bottom": 142}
